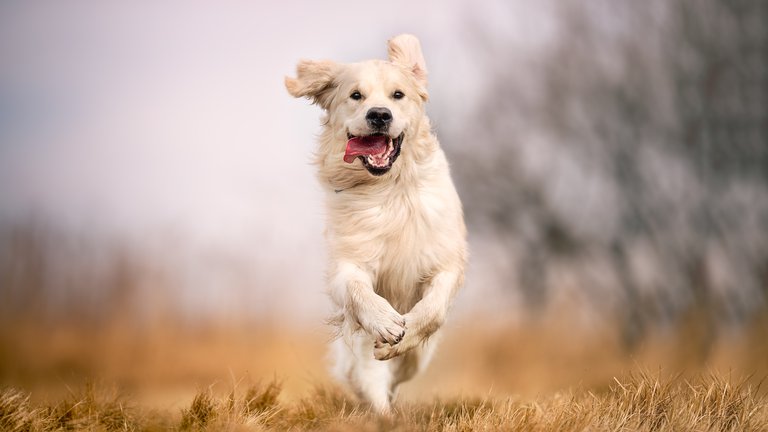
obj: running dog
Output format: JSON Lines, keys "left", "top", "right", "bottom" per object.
{"left": 285, "top": 34, "right": 467, "bottom": 413}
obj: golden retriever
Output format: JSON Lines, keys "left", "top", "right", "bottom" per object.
{"left": 285, "top": 34, "right": 467, "bottom": 413}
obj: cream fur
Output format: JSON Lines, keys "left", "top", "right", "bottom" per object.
{"left": 286, "top": 34, "right": 467, "bottom": 413}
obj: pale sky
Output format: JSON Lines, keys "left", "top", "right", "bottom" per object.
{"left": 0, "top": 0, "right": 483, "bottom": 241}
{"left": 0, "top": 1, "right": 555, "bottom": 319}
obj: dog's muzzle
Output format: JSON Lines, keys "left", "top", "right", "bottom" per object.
{"left": 344, "top": 132, "right": 404, "bottom": 176}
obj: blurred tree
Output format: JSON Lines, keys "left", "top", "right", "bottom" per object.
{"left": 446, "top": 0, "right": 768, "bottom": 353}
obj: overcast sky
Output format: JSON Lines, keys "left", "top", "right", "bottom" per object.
{"left": 0, "top": 1, "right": 484, "bottom": 240}
{"left": 0, "top": 1, "right": 558, "bottom": 318}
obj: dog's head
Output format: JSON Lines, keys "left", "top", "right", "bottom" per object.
{"left": 286, "top": 34, "right": 429, "bottom": 179}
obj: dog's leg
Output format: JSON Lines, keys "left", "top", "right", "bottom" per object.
{"left": 374, "top": 271, "right": 460, "bottom": 360}
{"left": 329, "top": 261, "right": 406, "bottom": 347}
{"left": 331, "top": 332, "right": 394, "bottom": 413}
{"left": 352, "top": 333, "right": 394, "bottom": 413}
{"left": 388, "top": 335, "right": 439, "bottom": 403}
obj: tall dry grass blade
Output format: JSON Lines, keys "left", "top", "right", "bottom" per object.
{"left": 0, "top": 388, "right": 40, "bottom": 432}
{"left": 180, "top": 389, "right": 218, "bottom": 430}
{"left": 43, "top": 382, "right": 137, "bottom": 431}
{"left": 242, "top": 379, "right": 282, "bottom": 416}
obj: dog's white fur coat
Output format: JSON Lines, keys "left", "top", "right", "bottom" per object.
{"left": 285, "top": 34, "right": 467, "bottom": 413}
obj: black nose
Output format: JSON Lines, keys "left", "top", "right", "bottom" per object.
{"left": 366, "top": 107, "right": 393, "bottom": 130}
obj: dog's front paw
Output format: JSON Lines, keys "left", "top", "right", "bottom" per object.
{"left": 357, "top": 295, "right": 406, "bottom": 347}
{"left": 373, "top": 333, "right": 414, "bottom": 360}
{"left": 373, "top": 320, "right": 418, "bottom": 360}
{"left": 373, "top": 339, "right": 400, "bottom": 360}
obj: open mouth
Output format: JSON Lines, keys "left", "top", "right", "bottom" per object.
{"left": 344, "top": 132, "right": 404, "bottom": 176}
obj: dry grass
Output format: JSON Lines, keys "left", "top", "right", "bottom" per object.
{"left": 2, "top": 314, "right": 767, "bottom": 431}
{"left": 0, "top": 383, "right": 138, "bottom": 431}
{"left": 2, "top": 372, "right": 767, "bottom": 431}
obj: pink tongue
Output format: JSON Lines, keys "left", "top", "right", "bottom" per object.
{"left": 344, "top": 135, "right": 388, "bottom": 163}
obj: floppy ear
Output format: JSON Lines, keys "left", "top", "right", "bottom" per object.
{"left": 285, "top": 60, "right": 339, "bottom": 109}
{"left": 387, "top": 34, "right": 428, "bottom": 100}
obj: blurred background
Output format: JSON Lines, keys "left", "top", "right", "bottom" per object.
{"left": 1, "top": 0, "right": 766, "bottom": 408}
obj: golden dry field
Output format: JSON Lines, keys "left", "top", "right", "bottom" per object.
{"left": 2, "top": 312, "right": 767, "bottom": 431}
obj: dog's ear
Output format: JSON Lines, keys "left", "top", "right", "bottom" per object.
{"left": 285, "top": 60, "right": 339, "bottom": 109}
{"left": 387, "top": 34, "right": 428, "bottom": 100}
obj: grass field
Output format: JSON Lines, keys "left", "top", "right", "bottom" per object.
{"left": 2, "top": 372, "right": 767, "bottom": 431}
{"left": 2, "top": 313, "right": 768, "bottom": 431}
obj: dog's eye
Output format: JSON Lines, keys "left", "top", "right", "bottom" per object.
{"left": 393, "top": 91, "right": 405, "bottom": 100}
{"left": 350, "top": 91, "right": 362, "bottom": 100}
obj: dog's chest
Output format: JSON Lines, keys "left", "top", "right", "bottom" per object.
{"left": 329, "top": 182, "right": 453, "bottom": 295}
